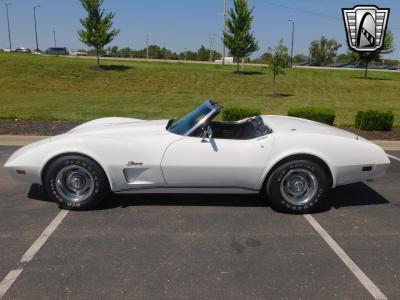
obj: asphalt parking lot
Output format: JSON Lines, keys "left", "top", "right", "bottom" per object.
{"left": 0, "top": 145, "right": 399, "bottom": 300}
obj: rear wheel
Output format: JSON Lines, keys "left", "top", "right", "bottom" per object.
{"left": 44, "top": 155, "right": 109, "bottom": 210}
{"left": 266, "top": 159, "right": 329, "bottom": 213}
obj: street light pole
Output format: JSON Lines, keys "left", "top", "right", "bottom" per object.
{"left": 288, "top": 19, "right": 294, "bottom": 68}
{"left": 3, "top": 1, "right": 12, "bottom": 51}
{"left": 53, "top": 30, "right": 56, "bottom": 47}
{"left": 209, "top": 33, "right": 216, "bottom": 62}
{"left": 222, "top": 0, "right": 227, "bottom": 65}
{"left": 33, "top": 5, "right": 40, "bottom": 51}
{"left": 146, "top": 34, "right": 149, "bottom": 60}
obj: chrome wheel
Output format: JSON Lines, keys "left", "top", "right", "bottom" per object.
{"left": 55, "top": 165, "right": 94, "bottom": 203}
{"left": 280, "top": 168, "right": 318, "bottom": 205}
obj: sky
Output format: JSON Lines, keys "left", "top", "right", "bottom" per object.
{"left": 0, "top": 0, "right": 399, "bottom": 59}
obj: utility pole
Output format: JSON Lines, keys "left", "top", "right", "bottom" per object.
{"left": 3, "top": 1, "right": 12, "bottom": 51}
{"left": 146, "top": 34, "right": 149, "bottom": 60}
{"left": 288, "top": 19, "right": 295, "bottom": 68}
{"left": 33, "top": 5, "right": 40, "bottom": 52}
{"left": 184, "top": 48, "right": 187, "bottom": 61}
{"left": 222, "top": 0, "right": 227, "bottom": 65}
{"left": 209, "top": 34, "right": 216, "bottom": 62}
{"left": 52, "top": 30, "right": 56, "bottom": 47}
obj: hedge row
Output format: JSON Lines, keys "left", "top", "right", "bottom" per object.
{"left": 355, "top": 110, "right": 394, "bottom": 131}
{"left": 222, "top": 106, "right": 394, "bottom": 131}
{"left": 289, "top": 107, "right": 394, "bottom": 131}
{"left": 222, "top": 107, "right": 261, "bottom": 121}
{"left": 288, "top": 107, "right": 336, "bottom": 126}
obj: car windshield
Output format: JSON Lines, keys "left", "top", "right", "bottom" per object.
{"left": 167, "top": 102, "right": 214, "bottom": 136}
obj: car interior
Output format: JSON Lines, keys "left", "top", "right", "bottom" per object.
{"left": 191, "top": 116, "right": 272, "bottom": 140}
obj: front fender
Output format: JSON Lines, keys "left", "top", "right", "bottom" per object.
{"left": 4, "top": 136, "right": 114, "bottom": 188}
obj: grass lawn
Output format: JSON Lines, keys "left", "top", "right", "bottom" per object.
{"left": 0, "top": 53, "right": 399, "bottom": 126}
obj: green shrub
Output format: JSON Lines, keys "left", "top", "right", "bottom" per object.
{"left": 355, "top": 110, "right": 394, "bottom": 131}
{"left": 222, "top": 107, "right": 261, "bottom": 121}
{"left": 288, "top": 107, "right": 336, "bottom": 125}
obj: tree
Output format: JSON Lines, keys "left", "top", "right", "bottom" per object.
{"left": 119, "top": 47, "right": 132, "bottom": 58}
{"left": 195, "top": 45, "right": 211, "bottom": 61}
{"left": 336, "top": 53, "right": 353, "bottom": 64}
{"left": 183, "top": 50, "right": 197, "bottom": 61}
{"left": 253, "top": 52, "right": 272, "bottom": 64}
{"left": 223, "top": 0, "right": 259, "bottom": 72}
{"left": 106, "top": 45, "right": 119, "bottom": 57}
{"left": 309, "top": 36, "right": 341, "bottom": 66}
{"left": 78, "top": 0, "right": 120, "bottom": 66}
{"left": 349, "top": 30, "right": 394, "bottom": 78}
{"left": 293, "top": 54, "right": 308, "bottom": 64}
{"left": 268, "top": 39, "right": 288, "bottom": 95}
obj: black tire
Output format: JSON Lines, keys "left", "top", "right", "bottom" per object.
{"left": 44, "top": 155, "right": 110, "bottom": 210}
{"left": 266, "top": 159, "right": 329, "bottom": 213}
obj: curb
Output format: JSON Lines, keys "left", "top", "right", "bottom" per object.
{"left": 0, "top": 135, "right": 47, "bottom": 146}
{"left": 371, "top": 140, "right": 400, "bottom": 151}
{"left": 0, "top": 135, "right": 399, "bottom": 151}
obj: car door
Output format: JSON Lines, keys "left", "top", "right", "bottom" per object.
{"left": 160, "top": 135, "right": 274, "bottom": 189}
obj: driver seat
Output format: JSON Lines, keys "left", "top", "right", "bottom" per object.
{"left": 238, "top": 116, "right": 271, "bottom": 140}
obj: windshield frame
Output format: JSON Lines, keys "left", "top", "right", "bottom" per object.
{"left": 167, "top": 100, "right": 220, "bottom": 136}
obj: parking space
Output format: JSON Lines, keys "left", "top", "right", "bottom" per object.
{"left": 0, "top": 146, "right": 399, "bottom": 299}
{"left": 0, "top": 147, "right": 61, "bottom": 281}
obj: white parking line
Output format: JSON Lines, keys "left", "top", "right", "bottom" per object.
{"left": 304, "top": 214, "right": 387, "bottom": 300}
{"left": 0, "top": 210, "right": 69, "bottom": 299}
{"left": 388, "top": 154, "right": 400, "bottom": 163}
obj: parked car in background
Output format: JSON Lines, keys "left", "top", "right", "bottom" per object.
{"left": 215, "top": 57, "right": 234, "bottom": 64}
{"left": 69, "top": 51, "right": 88, "bottom": 56}
{"left": 15, "top": 47, "right": 31, "bottom": 53}
{"left": 45, "top": 47, "right": 69, "bottom": 55}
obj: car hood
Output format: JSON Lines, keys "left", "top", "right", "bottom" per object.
{"left": 65, "top": 117, "right": 171, "bottom": 138}
{"left": 262, "top": 115, "right": 359, "bottom": 139}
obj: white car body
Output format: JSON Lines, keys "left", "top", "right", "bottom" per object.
{"left": 4, "top": 103, "right": 390, "bottom": 195}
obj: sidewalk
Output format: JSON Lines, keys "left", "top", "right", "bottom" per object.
{"left": 0, "top": 135, "right": 399, "bottom": 150}
{"left": 0, "top": 135, "right": 47, "bottom": 146}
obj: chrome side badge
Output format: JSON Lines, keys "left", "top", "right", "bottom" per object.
{"left": 127, "top": 161, "right": 143, "bottom": 167}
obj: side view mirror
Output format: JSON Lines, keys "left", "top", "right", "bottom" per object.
{"left": 201, "top": 125, "right": 213, "bottom": 143}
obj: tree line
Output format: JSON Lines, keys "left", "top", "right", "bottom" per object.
{"left": 255, "top": 32, "right": 396, "bottom": 78}
{"left": 84, "top": 45, "right": 221, "bottom": 62}
{"left": 78, "top": 0, "right": 257, "bottom": 70}
{"left": 78, "top": 0, "right": 396, "bottom": 79}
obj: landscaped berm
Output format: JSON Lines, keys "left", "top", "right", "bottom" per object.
{"left": 0, "top": 53, "right": 399, "bottom": 126}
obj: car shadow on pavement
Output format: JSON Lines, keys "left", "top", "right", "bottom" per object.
{"left": 106, "top": 193, "right": 267, "bottom": 209}
{"left": 27, "top": 182, "right": 389, "bottom": 213}
{"left": 315, "top": 182, "right": 389, "bottom": 213}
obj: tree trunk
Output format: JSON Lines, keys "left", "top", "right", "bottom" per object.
{"left": 272, "top": 74, "right": 276, "bottom": 95}
{"left": 96, "top": 47, "right": 100, "bottom": 66}
{"left": 364, "top": 62, "right": 369, "bottom": 78}
{"left": 236, "top": 58, "right": 240, "bottom": 73}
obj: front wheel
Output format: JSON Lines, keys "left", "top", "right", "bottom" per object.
{"left": 44, "top": 155, "right": 110, "bottom": 210}
{"left": 266, "top": 160, "right": 329, "bottom": 213}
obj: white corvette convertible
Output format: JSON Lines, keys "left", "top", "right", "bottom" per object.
{"left": 5, "top": 100, "right": 390, "bottom": 212}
